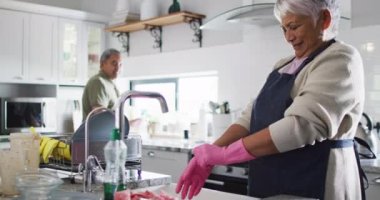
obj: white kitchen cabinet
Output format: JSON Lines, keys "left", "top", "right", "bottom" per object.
{"left": 28, "top": 14, "right": 58, "bottom": 84}
{"left": 365, "top": 172, "right": 380, "bottom": 200}
{"left": 0, "top": 10, "right": 58, "bottom": 84}
{"left": 83, "top": 22, "right": 105, "bottom": 81}
{"left": 0, "top": 1, "right": 107, "bottom": 86}
{"left": 0, "top": 9, "right": 28, "bottom": 83}
{"left": 142, "top": 148, "right": 190, "bottom": 183}
{"left": 58, "top": 19, "right": 106, "bottom": 85}
{"left": 58, "top": 18, "right": 84, "bottom": 85}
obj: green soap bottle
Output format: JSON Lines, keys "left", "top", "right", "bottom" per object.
{"left": 168, "top": 0, "right": 180, "bottom": 14}
{"left": 103, "top": 128, "right": 127, "bottom": 200}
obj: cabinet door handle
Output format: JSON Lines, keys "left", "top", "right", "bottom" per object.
{"left": 147, "top": 151, "right": 155, "bottom": 157}
{"left": 205, "top": 179, "right": 225, "bottom": 186}
{"left": 37, "top": 77, "right": 45, "bottom": 81}
{"left": 13, "top": 76, "right": 23, "bottom": 80}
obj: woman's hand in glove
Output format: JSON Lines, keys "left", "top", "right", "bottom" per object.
{"left": 175, "top": 157, "right": 212, "bottom": 199}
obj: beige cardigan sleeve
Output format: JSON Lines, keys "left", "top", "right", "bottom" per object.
{"left": 234, "top": 100, "right": 254, "bottom": 131}
{"left": 269, "top": 41, "right": 365, "bottom": 152}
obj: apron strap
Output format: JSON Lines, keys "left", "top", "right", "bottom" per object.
{"left": 354, "top": 138, "right": 370, "bottom": 200}
{"left": 327, "top": 139, "right": 354, "bottom": 148}
{"left": 354, "top": 137, "right": 377, "bottom": 159}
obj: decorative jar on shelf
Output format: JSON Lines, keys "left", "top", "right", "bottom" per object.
{"left": 168, "top": 0, "right": 181, "bottom": 14}
{"left": 140, "top": 0, "right": 160, "bottom": 20}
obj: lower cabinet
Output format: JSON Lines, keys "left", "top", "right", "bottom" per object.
{"left": 142, "top": 148, "right": 190, "bottom": 183}
{"left": 365, "top": 172, "right": 380, "bottom": 199}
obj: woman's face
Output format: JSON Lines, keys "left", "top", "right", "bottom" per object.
{"left": 281, "top": 13, "right": 325, "bottom": 59}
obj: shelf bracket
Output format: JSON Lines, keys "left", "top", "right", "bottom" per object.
{"left": 114, "top": 32, "right": 130, "bottom": 56}
{"left": 146, "top": 25, "right": 162, "bottom": 52}
{"left": 185, "top": 17, "right": 203, "bottom": 47}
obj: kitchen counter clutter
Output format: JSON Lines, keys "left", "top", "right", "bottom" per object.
{"left": 1, "top": 181, "right": 316, "bottom": 200}
{"left": 1, "top": 136, "right": 380, "bottom": 199}
{"left": 143, "top": 136, "right": 380, "bottom": 173}
{"left": 0, "top": 170, "right": 171, "bottom": 200}
{"left": 56, "top": 170, "right": 171, "bottom": 190}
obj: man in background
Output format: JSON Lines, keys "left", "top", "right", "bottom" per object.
{"left": 82, "top": 48, "right": 122, "bottom": 120}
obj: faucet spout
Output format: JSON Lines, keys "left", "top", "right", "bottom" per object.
{"left": 116, "top": 90, "right": 169, "bottom": 140}
{"left": 83, "top": 106, "right": 108, "bottom": 193}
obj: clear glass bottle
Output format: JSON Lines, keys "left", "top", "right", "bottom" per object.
{"left": 103, "top": 128, "right": 127, "bottom": 200}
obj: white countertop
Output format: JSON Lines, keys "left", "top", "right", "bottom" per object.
{"left": 142, "top": 135, "right": 208, "bottom": 153}
{"left": 134, "top": 183, "right": 315, "bottom": 200}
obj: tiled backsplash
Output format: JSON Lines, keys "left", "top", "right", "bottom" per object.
{"left": 339, "top": 25, "right": 380, "bottom": 123}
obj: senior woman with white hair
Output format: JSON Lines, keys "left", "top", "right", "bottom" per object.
{"left": 176, "top": 0, "right": 366, "bottom": 199}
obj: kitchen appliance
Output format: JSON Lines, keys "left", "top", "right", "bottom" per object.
{"left": 355, "top": 112, "right": 378, "bottom": 158}
{"left": 0, "top": 97, "right": 57, "bottom": 135}
{"left": 204, "top": 162, "right": 249, "bottom": 195}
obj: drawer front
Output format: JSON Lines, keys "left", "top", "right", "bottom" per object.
{"left": 365, "top": 172, "right": 380, "bottom": 200}
{"left": 142, "top": 149, "right": 189, "bottom": 183}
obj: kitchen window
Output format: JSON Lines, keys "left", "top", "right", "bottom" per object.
{"left": 129, "top": 75, "right": 218, "bottom": 121}
{"left": 130, "top": 78, "right": 178, "bottom": 114}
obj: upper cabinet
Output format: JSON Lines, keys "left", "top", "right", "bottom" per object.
{"left": 0, "top": 9, "right": 28, "bottom": 82}
{"left": 84, "top": 22, "right": 105, "bottom": 80}
{"left": 28, "top": 14, "right": 58, "bottom": 84}
{"left": 0, "top": 10, "right": 58, "bottom": 84}
{"left": 0, "top": 1, "right": 108, "bottom": 86}
{"left": 58, "top": 19, "right": 105, "bottom": 85}
{"left": 58, "top": 18, "right": 84, "bottom": 85}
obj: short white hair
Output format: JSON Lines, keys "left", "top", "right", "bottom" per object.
{"left": 274, "top": 0, "right": 340, "bottom": 40}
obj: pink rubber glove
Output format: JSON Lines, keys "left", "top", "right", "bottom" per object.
{"left": 175, "top": 157, "right": 212, "bottom": 199}
{"left": 193, "top": 139, "right": 255, "bottom": 167}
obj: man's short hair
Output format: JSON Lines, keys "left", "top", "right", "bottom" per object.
{"left": 100, "top": 48, "right": 120, "bottom": 64}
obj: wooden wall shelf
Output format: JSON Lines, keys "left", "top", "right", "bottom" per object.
{"left": 105, "top": 11, "right": 206, "bottom": 55}
{"left": 106, "top": 11, "right": 205, "bottom": 33}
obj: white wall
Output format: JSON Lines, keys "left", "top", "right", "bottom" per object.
{"left": 352, "top": 0, "right": 380, "bottom": 28}
{"left": 111, "top": 12, "right": 380, "bottom": 124}
{"left": 13, "top": 0, "right": 380, "bottom": 123}
{"left": 81, "top": 0, "right": 117, "bottom": 17}
{"left": 14, "top": 0, "right": 82, "bottom": 10}
{"left": 339, "top": 25, "right": 380, "bottom": 121}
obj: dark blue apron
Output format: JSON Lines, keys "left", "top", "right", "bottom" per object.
{"left": 248, "top": 39, "right": 365, "bottom": 199}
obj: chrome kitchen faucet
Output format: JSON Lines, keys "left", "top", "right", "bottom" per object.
{"left": 82, "top": 91, "right": 168, "bottom": 193}
{"left": 116, "top": 90, "right": 169, "bottom": 140}
{"left": 83, "top": 106, "right": 109, "bottom": 193}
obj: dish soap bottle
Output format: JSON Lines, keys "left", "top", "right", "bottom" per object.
{"left": 103, "top": 128, "right": 127, "bottom": 200}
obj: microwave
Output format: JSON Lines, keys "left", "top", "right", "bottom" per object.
{"left": 0, "top": 97, "right": 57, "bottom": 135}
